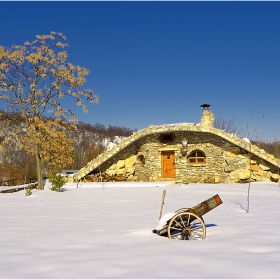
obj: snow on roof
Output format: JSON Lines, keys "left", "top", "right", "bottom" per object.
{"left": 242, "top": 137, "right": 251, "bottom": 143}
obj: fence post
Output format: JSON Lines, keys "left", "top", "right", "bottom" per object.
{"left": 159, "top": 189, "right": 167, "bottom": 220}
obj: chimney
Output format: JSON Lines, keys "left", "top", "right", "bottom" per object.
{"left": 200, "top": 104, "right": 214, "bottom": 127}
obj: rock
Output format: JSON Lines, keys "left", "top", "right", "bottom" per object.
{"left": 116, "top": 168, "right": 126, "bottom": 176}
{"left": 105, "top": 170, "right": 115, "bottom": 176}
{"left": 126, "top": 167, "right": 135, "bottom": 176}
{"left": 125, "top": 155, "right": 136, "bottom": 168}
{"left": 224, "top": 162, "right": 248, "bottom": 172}
{"left": 109, "top": 164, "right": 116, "bottom": 170}
{"left": 225, "top": 147, "right": 240, "bottom": 155}
{"left": 259, "top": 164, "right": 270, "bottom": 171}
{"left": 251, "top": 165, "right": 259, "bottom": 171}
{"left": 269, "top": 172, "right": 279, "bottom": 182}
{"left": 238, "top": 154, "right": 250, "bottom": 160}
{"left": 224, "top": 151, "right": 236, "bottom": 157}
{"left": 229, "top": 169, "right": 250, "bottom": 181}
{"left": 204, "top": 176, "right": 215, "bottom": 183}
{"left": 116, "top": 160, "right": 125, "bottom": 169}
{"left": 115, "top": 175, "right": 126, "bottom": 181}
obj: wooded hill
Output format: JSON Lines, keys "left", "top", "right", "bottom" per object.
{"left": 0, "top": 111, "right": 136, "bottom": 180}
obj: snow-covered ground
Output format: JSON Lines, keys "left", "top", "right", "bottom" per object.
{"left": 1, "top": 181, "right": 280, "bottom": 278}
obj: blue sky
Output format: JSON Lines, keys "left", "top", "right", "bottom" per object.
{"left": 1, "top": 1, "right": 280, "bottom": 141}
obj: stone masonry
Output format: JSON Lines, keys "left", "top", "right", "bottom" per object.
{"left": 73, "top": 109, "right": 280, "bottom": 184}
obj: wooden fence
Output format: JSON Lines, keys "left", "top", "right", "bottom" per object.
{"left": 0, "top": 178, "right": 37, "bottom": 187}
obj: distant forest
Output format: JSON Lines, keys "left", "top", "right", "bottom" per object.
{"left": 76, "top": 121, "right": 136, "bottom": 138}
{"left": 0, "top": 110, "right": 136, "bottom": 138}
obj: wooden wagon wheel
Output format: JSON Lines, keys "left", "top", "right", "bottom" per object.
{"left": 175, "top": 208, "right": 205, "bottom": 224}
{"left": 167, "top": 212, "right": 206, "bottom": 240}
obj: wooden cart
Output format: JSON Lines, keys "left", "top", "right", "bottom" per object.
{"left": 153, "top": 194, "right": 223, "bottom": 240}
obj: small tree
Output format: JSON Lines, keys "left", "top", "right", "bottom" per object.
{"left": 0, "top": 32, "right": 99, "bottom": 189}
{"left": 48, "top": 170, "right": 67, "bottom": 192}
{"left": 245, "top": 115, "right": 265, "bottom": 213}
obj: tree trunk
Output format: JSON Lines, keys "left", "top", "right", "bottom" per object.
{"left": 35, "top": 143, "right": 43, "bottom": 190}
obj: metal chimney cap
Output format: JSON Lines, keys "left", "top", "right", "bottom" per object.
{"left": 200, "top": 104, "right": 211, "bottom": 109}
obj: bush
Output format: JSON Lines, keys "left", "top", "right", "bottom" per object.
{"left": 48, "top": 171, "right": 67, "bottom": 192}
{"left": 25, "top": 185, "right": 33, "bottom": 196}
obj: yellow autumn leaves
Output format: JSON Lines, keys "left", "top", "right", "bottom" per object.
{"left": 0, "top": 31, "right": 99, "bottom": 121}
{"left": 19, "top": 118, "right": 75, "bottom": 171}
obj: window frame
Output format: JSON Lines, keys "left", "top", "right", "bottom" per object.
{"left": 187, "top": 150, "right": 206, "bottom": 164}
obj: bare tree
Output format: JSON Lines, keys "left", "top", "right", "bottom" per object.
{"left": 213, "top": 117, "right": 242, "bottom": 136}
{"left": 246, "top": 116, "right": 265, "bottom": 213}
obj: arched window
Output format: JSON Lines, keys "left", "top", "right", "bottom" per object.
{"left": 187, "top": 150, "right": 206, "bottom": 164}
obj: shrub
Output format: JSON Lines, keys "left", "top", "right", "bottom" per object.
{"left": 25, "top": 185, "right": 33, "bottom": 196}
{"left": 48, "top": 171, "right": 67, "bottom": 192}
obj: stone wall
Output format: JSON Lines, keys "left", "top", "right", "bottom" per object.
{"left": 78, "top": 130, "right": 280, "bottom": 184}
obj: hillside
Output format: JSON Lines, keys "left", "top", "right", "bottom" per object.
{"left": 0, "top": 111, "right": 136, "bottom": 180}
{"left": 70, "top": 122, "right": 136, "bottom": 169}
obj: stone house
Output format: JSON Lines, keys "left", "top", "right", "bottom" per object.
{"left": 73, "top": 108, "right": 280, "bottom": 184}
{"left": 61, "top": 170, "right": 79, "bottom": 178}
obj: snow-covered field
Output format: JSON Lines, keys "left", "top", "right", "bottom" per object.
{"left": 1, "top": 181, "right": 280, "bottom": 278}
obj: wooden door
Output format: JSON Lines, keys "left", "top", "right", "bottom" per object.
{"left": 161, "top": 151, "right": 175, "bottom": 178}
